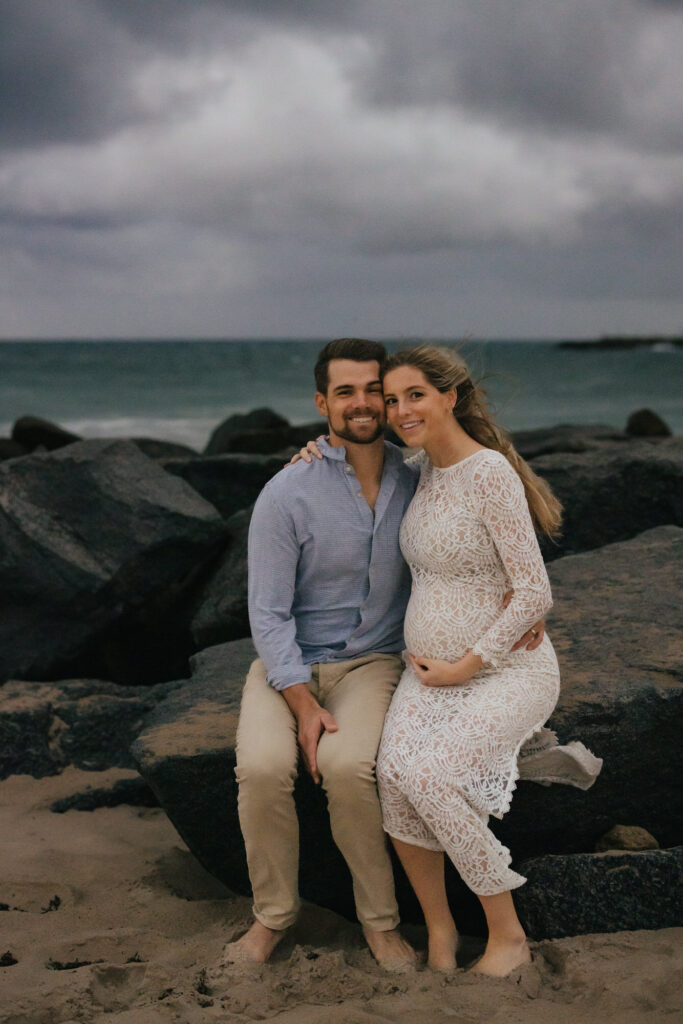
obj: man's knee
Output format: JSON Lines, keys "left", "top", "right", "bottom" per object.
{"left": 317, "top": 744, "right": 377, "bottom": 793}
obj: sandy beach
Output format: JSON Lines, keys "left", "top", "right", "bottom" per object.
{"left": 1, "top": 767, "right": 681, "bottom": 1024}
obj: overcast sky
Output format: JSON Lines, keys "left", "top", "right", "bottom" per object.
{"left": 1, "top": 0, "right": 682, "bottom": 339}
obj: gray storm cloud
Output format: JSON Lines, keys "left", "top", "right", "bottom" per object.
{"left": 1, "top": 0, "right": 681, "bottom": 337}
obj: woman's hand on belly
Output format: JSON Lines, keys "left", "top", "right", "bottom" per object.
{"left": 408, "top": 650, "right": 483, "bottom": 688}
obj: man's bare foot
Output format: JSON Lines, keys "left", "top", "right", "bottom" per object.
{"left": 427, "top": 923, "right": 459, "bottom": 972}
{"left": 363, "top": 927, "right": 418, "bottom": 973}
{"left": 221, "top": 920, "right": 287, "bottom": 965}
{"left": 469, "top": 937, "right": 531, "bottom": 977}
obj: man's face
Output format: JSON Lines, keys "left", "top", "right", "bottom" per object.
{"left": 315, "top": 359, "right": 386, "bottom": 446}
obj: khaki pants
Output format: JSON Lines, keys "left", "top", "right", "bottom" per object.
{"left": 235, "top": 654, "right": 403, "bottom": 931}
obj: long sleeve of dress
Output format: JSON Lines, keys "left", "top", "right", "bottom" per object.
{"left": 470, "top": 454, "right": 553, "bottom": 667}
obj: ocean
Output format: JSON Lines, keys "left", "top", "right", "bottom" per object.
{"left": 1, "top": 339, "right": 680, "bottom": 451}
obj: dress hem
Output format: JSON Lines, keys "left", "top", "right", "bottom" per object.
{"left": 488, "top": 711, "right": 557, "bottom": 821}
{"left": 382, "top": 826, "right": 444, "bottom": 853}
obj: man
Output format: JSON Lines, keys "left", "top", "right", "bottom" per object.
{"left": 230, "top": 338, "right": 545, "bottom": 968}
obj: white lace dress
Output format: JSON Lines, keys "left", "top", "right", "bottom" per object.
{"left": 376, "top": 449, "right": 561, "bottom": 895}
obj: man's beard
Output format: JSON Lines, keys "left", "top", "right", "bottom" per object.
{"left": 329, "top": 415, "right": 384, "bottom": 445}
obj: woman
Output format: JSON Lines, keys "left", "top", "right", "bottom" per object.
{"left": 374, "top": 346, "right": 562, "bottom": 977}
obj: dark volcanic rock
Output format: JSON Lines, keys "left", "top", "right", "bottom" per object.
{"left": 205, "top": 408, "right": 290, "bottom": 455}
{"left": 515, "top": 848, "right": 683, "bottom": 938}
{"left": 0, "top": 439, "right": 229, "bottom": 684}
{"left": 204, "top": 409, "right": 325, "bottom": 456}
{"left": 130, "top": 438, "right": 200, "bottom": 460}
{"left": 49, "top": 775, "right": 158, "bottom": 812}
{"left": 534, "top": 438, "right": 683, "bottom": 560}
{"left": 0, "top": 678, "right": 180, "bottom": 779}
{"left": 132, "top": 527, "right": 683, "bottom": 936}
{"left": 12, "top": 416, "right": 81, "bottom": 452}
{"left": 132, "top": 640, "right": 255, "bottom": 898}
{"left": 0, "top": 438, "right": 28, "bottom": 461}
{"left": 511, "top": 424, "right": 627, "bottom": 460}
{"left": 626, "top": 408, "right": 672, "bottom": 437}
{"left": 595, "top": 825, "right": 659, "bottom": 852}
{"left": 495, "top": 525, "right": 683, "bottom": 862}
{"left": 284, "top": 420, "right": 328, "bottom": 448}
{"left": 218, "top": 430, "right": 296, "bottom": 455}
{"left": 190, "top": 506, "right": 251, "bottom": 648}
{"left": 161, "top": 453, "right": 285, "bottom": 521}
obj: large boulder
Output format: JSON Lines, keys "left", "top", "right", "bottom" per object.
{"left": 11, "top": 415, "right": 81, "bottom": 452}
{"left": 534, "top": 438, "right": 683, "bottom": 560}
{"left": 626, "top": 408, "right": 672, "bottom": 437}
{"left": 131, "top": 527, "right": 683, "bottom": 936}
{"left": 511, "top": 424, "right": 628, "bottom": 460}
{"left": 286, "top": 420, "right": 330, "bottom": 448}
{"left": 204, "top": 408, "right": 290, "bottom": 455}
{"left": 0, "top": 440, "right": 229, "bottom": 684}
{"left": 495, "top": 525, "right": 683, "bottom": 859}
{"left": 132, "top": 640, "right": 254, "bottom": 898}
{"left": 0, "top": 678, "right": 179, "bottom": 779}
{"left": 130, "top": 438, "right": 199, "bottom": 460}
{"left": 205, "top": 409, "right": 325, "bottom": 457}
{"left": 190, "top": 506, "right": 251, "bottom": 648}
{"left": 515, "top": 848, "right": 683, "bottom": 938}
{"left": 0, "top": 438, "right": 28, "bottom": 462}
{"left": 161, "top": 453, "right": 285, "bottom": 521}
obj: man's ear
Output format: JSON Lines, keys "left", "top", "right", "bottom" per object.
{"left": 314, "top": 392, "right": 328, "bottom": 418}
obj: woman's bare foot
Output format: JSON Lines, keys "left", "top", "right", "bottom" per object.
{"left": 427, "top": 923, "right": 459, "bottom": 971}
{"left": 363, "top": 927, "right": 418, "bottom": 973}
{"left": 469, "top": 936, "right": 531, "bottom": 977}
{"left": 221, "top": 920, "right": 287, "bottom": 965}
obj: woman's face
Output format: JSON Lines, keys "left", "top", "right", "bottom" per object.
{"left": 383, "top": 365, "right": 456, "bottom": 448}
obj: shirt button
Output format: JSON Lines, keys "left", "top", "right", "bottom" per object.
{"left": 345, "top": 466, "right": 353, "bottom": 473}
{"left": 356, "top": 491, "right": 362, "bottom": 497}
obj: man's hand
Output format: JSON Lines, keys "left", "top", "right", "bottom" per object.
{"left": 281, "top": 683, "right": 338, "bottom": 784}
{"left": 511, "top": 619, "right": 545, "bottom": 651}
{"left": 502, "top": 589, "right": 545, "bottom": 652}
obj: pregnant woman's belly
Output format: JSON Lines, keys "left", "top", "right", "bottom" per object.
{"left": 404, "top": 574, "right": 507, "bottom": 661}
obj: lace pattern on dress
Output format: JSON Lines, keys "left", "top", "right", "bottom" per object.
{"left": 377, "top": 449, "right": 560, "bottom": 895}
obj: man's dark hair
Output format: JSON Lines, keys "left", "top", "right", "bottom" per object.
{"left": 314, "top": 338, "right": 387, "bottom": 394}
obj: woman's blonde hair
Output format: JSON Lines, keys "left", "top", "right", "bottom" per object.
{"left": 382, "top": 346, "right": 562, "bottom": 538}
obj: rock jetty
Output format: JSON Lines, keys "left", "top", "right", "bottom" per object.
{"left": 1, "top": 408, "right": 681, "bottom": 940}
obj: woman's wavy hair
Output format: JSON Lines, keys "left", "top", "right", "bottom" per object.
{"left": 381, "top": 346, "right": 562, "bottom": 538}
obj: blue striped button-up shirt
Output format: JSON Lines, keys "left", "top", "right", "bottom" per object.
{"left": 247, "top": 438, "right": 418, "bottom": 690}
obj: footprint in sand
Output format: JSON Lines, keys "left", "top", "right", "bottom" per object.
{"left": 89, "top": 963, "right": 148, "bottom": 1011}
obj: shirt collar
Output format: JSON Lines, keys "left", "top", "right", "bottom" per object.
{"left": 317, "top": 435, "right": 405, "bottom": 475}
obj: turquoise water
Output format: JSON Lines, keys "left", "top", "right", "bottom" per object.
{"left": 0, "top": 339, "right": 679, "bottom": 450}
